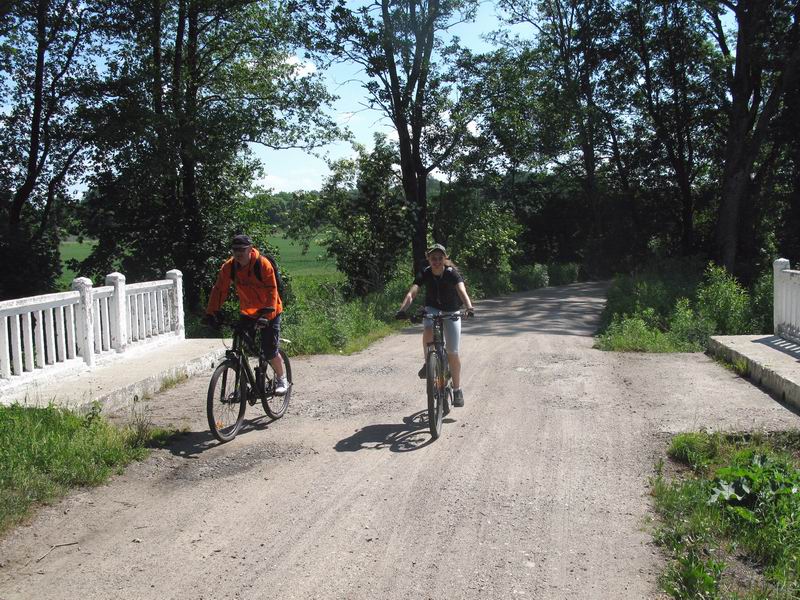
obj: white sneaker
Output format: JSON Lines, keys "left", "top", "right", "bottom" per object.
{"left": 274, "top": 377, "right": 288, "bottom": 396}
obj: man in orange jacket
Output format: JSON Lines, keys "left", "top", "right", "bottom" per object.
{"left": 205, "top": 234, "right": 287, "bottom": 394}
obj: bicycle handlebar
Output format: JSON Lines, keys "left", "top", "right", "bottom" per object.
{"left": 408, "top": 309, "right": 470, "bottom": 324}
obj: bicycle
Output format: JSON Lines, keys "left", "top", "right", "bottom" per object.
{"left": 206, "top": 312, "right": 292, "bottom": 443}
{"left": 406, "top": 309, "right": 465, "bottom": 440}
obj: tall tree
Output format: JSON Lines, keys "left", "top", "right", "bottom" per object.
{"left": 618, "top": 0, "right": 725, "bottom": 255}
{"left": 0, "top": 0, "right": 106, "bottom": 298}
{"left": 78, "top": 0, "right": 339, "bottom": 308}
{"left": 325, "top": 0, "right": 478, "bottom": 273}
{"left": 705, "top": 0, "right": 800, "bottom": 271}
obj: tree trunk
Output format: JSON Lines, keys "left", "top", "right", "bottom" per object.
{"left": 180, "top": 0, "right": 201, "bottom": 309}
{"left": 10, "top": 0, "right": 48, "bottom": 227}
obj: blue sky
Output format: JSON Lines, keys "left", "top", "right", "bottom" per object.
{"left": 252, "top": 1, "right": 510, "bottom": 193}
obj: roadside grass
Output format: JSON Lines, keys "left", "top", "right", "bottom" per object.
{"left": 652, "top": 430, "right": 800, "bottom": 599}
{"left": 0, "top": 403, "right": 175, "bottom": 535}
{"left": 597, "top": 259, "right": 771, "bottom": 353}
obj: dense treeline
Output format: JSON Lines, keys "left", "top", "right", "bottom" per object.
{"left": 2, "top": 0, "right": 799, "bottom": 306}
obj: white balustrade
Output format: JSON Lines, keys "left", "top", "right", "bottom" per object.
{"left": 774, "top": 258, "right": 800, "bottom": 345}
{"left": 0, "top": 270, "right": 184, "bottom": 382}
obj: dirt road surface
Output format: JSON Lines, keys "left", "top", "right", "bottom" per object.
{"left": 1, "top": 282, "right": 797, "bottom": 600}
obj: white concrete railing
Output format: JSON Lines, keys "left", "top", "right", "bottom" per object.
{"left": 0, "top": 269, "right": 184, "bottom": 381}
{"left": 774, "top": 258, "right": 800, "bottom": 345}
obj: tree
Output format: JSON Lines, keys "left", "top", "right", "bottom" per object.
{"left": 287, "top": 135, "right": 413, "bottom": 296}
{"left": 618, "top": 0, "right": 726, "bottom": 255}
{"left": 325, "top": 0, "right": 478, "bottom": 274}
{"left": 77, "top": 0, "right": 339, "bottom": 308}
{"left": 705, "top": 0, "right": 800, "bottom": 271}
{"left": 0, "top": 1, "right": 107, "bottom": 298}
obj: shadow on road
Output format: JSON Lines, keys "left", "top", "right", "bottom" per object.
{"left": 334, "top": 410, "right": 454, "bottom": 452}
{"left": 163, "top": 414, "right": 275, "bottom": 458}
{"left": 395, "top": 281, "right": 609, "bottom": 339}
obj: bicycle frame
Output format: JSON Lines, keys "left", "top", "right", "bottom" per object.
{"left": 228, "top": 322, "right": 263, "bottom": 401}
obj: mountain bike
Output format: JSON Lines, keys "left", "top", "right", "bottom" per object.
{"left": 408, "top": 310, "right": 465, "bottom": 440}
{"left": 206, "top": 313, "right": 292, "bottom": 443}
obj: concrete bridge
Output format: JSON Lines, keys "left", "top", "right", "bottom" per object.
{"left": 1, "top": 259, "right": 799, "bottom": 412}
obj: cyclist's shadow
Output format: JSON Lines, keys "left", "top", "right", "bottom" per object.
{"left": 334, "top": 411, "right": 455, "bottom": 453}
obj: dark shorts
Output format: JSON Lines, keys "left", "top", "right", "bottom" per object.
{"left": 259, "top": 313, "right": 281, "bottom": 359}
{"left": 240, "top": 314, "right": 281, "bottom": 359}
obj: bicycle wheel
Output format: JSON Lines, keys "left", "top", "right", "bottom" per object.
{"left": 426, "top": 350, "right": 445, "bottom": 439}
{"left": 207, "top": 359, "right": 247, "bottom": 442}
{"left": 261, "top": 349, "right": 292, "bottom": 420}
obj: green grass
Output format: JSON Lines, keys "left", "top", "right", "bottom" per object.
{"left": 0, "top": 403, "right": 173, "bottom": 534}
{"left": 58, "top": 240, "right": 96, "bottom": 289}
{"left": 652, "top": 431, "right": 800, "bottom": 599}
{"left": 270, "top": 234, "right": 337, "bottom": 278}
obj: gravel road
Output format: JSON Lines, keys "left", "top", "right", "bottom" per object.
{"left": 1, "top": 282, "right": 796, "bottom": 600}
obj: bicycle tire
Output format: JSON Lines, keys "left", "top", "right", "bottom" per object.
{"left": 426, "top": 349, "right": 444, "bottom": 439}
{"left": 207, "top": 359, "right": 247, "bottom": 442}
{"left": 261, "top": 349, "right": 292, "bottom": 420}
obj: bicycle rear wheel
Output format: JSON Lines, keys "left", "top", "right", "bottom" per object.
{"left": 426, "top": 350, "right": 445, "bottom": 439}
{"left": 207, "top": 359, "right": 247, "bottom": 442}
{"left": 261, "top": 349, "right": 292, "bottom": 419}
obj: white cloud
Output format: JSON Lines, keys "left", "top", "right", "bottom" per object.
{"left": 286, "top": 55, "right": 316, "bottom": 78}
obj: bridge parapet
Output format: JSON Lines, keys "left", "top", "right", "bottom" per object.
{"left": 775, "top": 258, "right": 800, "bottom": 345}
{"left": 0, "top": 270, "right": 184, "bottom": 385}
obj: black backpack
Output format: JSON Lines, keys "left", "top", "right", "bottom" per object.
{"left": 231, "top": 254, "right": 287, "bottom": 305}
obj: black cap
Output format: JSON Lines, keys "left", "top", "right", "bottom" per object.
{"left": 426, "top": 243, "right": 447, "bottom": 255}
{"left": 231, "top": 234, "right": 253, "bottom": 248}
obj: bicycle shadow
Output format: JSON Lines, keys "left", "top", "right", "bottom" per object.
{"left": 162, "top": 414, "right": 275, "bottom": 458}
{"left": 334, "top": 410, "right": 455, "bottom": 453}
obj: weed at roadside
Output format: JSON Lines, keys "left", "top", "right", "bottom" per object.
{"left": 652, "top": 431, "right": 800, "bottom": 598}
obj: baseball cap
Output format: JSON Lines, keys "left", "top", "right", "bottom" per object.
{"left": 231, "top": 234, "right": 253, "bottom": 248}
{"left": 426, "top": 243, "right": 447, "bottom": 255}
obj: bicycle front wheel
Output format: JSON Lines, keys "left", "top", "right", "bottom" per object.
{"left": 207, "top": 359, "right": 247, "bottom": 442}
{"left": 261, "top": 349, "right": 292, "bottom": 420}
{"left": 426, "top": 350, "right": 445, "bottom": 439}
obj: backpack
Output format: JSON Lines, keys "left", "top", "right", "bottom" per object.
{"left": 231, "top": 253, "right": 287, "bottom": 305}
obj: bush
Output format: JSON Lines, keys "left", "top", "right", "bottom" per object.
{"left": 749, "top": 270, "right": 774, "bottom": 334}
{"left": 666, "top": 298, "right": 714, "bottom": 351}
{"left": 511, "top": 264, "right": 549, "bottom": 290}
{"left": 595, "top": 314, "right": 675, "bottom": 352}
{"left": 696, "top": 264, "right": 752, "bottom": 335}
{"left": 548, "top": 262, "right": 580, "bottom": 286}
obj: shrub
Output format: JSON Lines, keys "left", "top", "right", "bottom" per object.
{"left": 595, "top": 314, "right": 673, "bottom": 352}
{"left": 548, "top": 262, "right": 580, "bottom": 286}
{"left": 749, "top": 270, "right": 774, "bottom": 334}
{"left": 666, "top": 298, "right": 713, "bottom": 351}
{"left": 696, "top": 264, "right": 752, "bottom": 335}
{"left": 511, "top": 264, "right": 549, "bottom": 291}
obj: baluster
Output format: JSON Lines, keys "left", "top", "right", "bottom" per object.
{"left": 65, "top": 304, "right": 76, "bottom": 359}
{"left": 101, "top": 297, "right": 111, "bottom": 351}
{"left": 34, "top": 310, "right": 45, "bottom": 368}
{"left": 10, "top": 315, "right": 22, "bottom": 376}
{"left": 55, "top": 306, "right": 66, "bottom": 363}
{"left": 22, "top": 313, "right": 34, "bottom": 372}
{"left": 44, "top": 308, "right": 56, "bottom": 364}
{"left": 0, "top": 315, "right": 9, "bottom": 378}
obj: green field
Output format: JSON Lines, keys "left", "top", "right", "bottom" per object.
{"left": 269, "top": 235, "right": 337, "bottom": 278}
{"left": 58, "top": 235, "right": 337, "bottom": 289}
{"left": 58, "top": 240, "right": 96, "bottom": 289}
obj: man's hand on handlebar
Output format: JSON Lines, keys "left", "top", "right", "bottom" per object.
{"left": 465, "top": 307, "right": 475, "bottom": 319}
{"left": 394, "top": 309, "right": 407, "bottom": 320}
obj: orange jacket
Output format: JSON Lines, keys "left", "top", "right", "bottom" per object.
{"left": 206, "top": 248, "right": 283, "bottom": 319}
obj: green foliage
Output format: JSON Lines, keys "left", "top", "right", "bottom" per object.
{"left": 278, "top": 270, "right": 408, "bottom": 356}
{"left": 669, "top": 432, "right": 724, "bottom": 472}
{"left": 749, "top": 270, "right": 774, "bottom": 335}
{"left": 599, "top": 259, "right": 772, "bottom": 353}
{"left": 446, "top": 200, "right": 522, "bottom": 297}
{"left": 286, "top": 137, "right": 413, "bottom": 297}
{"left": 696, "top": 264, "right": 752, "bottom": 335}
{"left": 548, "top": 262, "right": 580, "bottom": 286}
{"left": 511, "top": 264, "right": 549, "bottom": 290}
{"left": 653, "top": 432, "right": 800, "bottom": 598}
{"left": 0, "top": 403, "right": 166, "bottom": 533}
{"left": 595, "top": 313, "right": 678, "bottom": 352}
